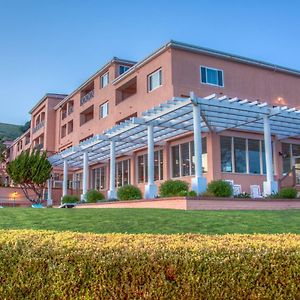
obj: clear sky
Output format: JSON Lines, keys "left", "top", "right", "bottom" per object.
{"left": 0, "top": 0, "right": 299, "bottom": 125}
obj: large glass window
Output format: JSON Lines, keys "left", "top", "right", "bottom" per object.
{"left": 221, "top": 136, "right": 267, "bottom": 174}
{"left": 171, "top": 139, "right": 207, "bottom": 178}
{"left": 137, "top": 150, "right": 163, "bottom": 183}
{"left": 234, "top": 138, "right": 246, "bottom": 173}
{"left": 91, "top": 166, "right": 106, "bottom": 190}
{"left": 148, "top": 69, "right": 162, "bottom": 92}
{"left": 200, "top": 66, "right": 224, "bottom": 87}
{"left": 248, "top": 139, "right": 260, "bottom": 174}
{"left": 116, "top": 159, "right": 130, "bottom": 187}
{"left": 221, "top": 136, "right": 232, "bottom": 172}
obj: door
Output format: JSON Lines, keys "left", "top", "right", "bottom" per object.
{"left": 293, "top": 156, "right": 300, "bottom": 184}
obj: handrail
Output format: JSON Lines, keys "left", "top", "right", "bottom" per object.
{"left": 278, "top": 166, "right": 300, "bottom": 189}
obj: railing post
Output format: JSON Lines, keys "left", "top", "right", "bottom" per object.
{"left": 108, "top": 140, "right": 117, "bottom": 199}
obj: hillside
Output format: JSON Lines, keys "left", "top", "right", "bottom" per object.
{"left": 0, "top": 122, "right": 23, "bottom": 141}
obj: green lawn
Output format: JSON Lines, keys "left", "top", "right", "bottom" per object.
{"left": 0, "top": 208, "right": 299, "bottom": 234}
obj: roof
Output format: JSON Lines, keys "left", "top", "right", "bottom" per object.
{"left": 53, "top": 57, "right": 137, "bottom": 110}
{"left": 113, "top": 40, "right": 300, "bottom": 84}
{"left": 29, "top": 93, "right": 68, "bottom": 114}
{"left": 49, "top": 92, "right": 300, "bottom": 168}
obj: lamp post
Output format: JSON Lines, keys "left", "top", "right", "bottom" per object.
{"left": 12, "top": 191, "right": 18, "bottom": 208}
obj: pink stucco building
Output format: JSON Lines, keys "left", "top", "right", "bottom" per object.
{"left": 7, "top": 41, "right": 300, "bottom": 202}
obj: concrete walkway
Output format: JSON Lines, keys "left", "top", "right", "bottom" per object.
{"left": 76, "top": 198, "right": 300, "bottom": 210}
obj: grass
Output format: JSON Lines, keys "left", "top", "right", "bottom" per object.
{"left": 0, "top": 208, "right": 300, "bottom": 234}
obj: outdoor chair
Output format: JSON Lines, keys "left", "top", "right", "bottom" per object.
{"left": 250, "top": 185, "right": 263, "bottom": 198}
{"left": 233, "top": 184, "right": 242, "bottom": 196}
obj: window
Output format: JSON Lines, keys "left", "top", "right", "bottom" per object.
{"left": 100, "top": 72, "right": 109, "bottom": 88}
{"left": 221, "top": 136, "right": 267, "bottom": 174}
{"left": 61, "top": 125, "right": 67, "bottom": 138}
{"left": 171, "top": 139, "right": 207, "bottom": 178}
{"left": 116, "top": 159, "right": 130, "bottom": 187}
{"left": 248, "top": 139, "right": 260, "bottom": 174}
{"left": 137, "top": 150, "right": 163, "bottom": 183}
{"left": 282, "top": 143, "right": 300, "bottom": 174}
{"left": 200, "top": 66, "right": 224, "bottom": 87}
{"left": 119, "top": 65, "right": 130, "bottom": 75}
{"left": 67, "top": 120, "right": 73, "bottom": 134}
{"left": 91, "top": 167, "right": 106, "bottom": 190}
{"left": 100, "top": 102, "right": 109, "bottom": 118}
{"left": 234, "top": 138, "right": 246, "bottom": 173}
{"left": 148, "top": 69, "right": 162, "bottom": 92}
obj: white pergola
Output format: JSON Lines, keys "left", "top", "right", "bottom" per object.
{"left": 48, "top": 92, "right": 300, "bottom": 202}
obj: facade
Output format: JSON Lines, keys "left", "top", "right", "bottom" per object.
{"left": 7, "top": 41, "right": 300, "bottom": 202}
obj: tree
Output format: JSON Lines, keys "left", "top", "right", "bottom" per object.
{"left": 0, "top": 137, "right": 6, "bottom": 163}
{"left": 6, "top": 150, "right": 52, "bottom": 204}
{"left": 21, "top": 121, "right": 31, "bottom": 133}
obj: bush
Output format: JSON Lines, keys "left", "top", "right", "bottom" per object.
{"left": 117, "top": 185, "right": 142, "bottom": 200}
{"left": 234, "top": 192, "right": 251, "bottom": 198}
{"left": 178, "top": 190, "right": 187, "bottom": 197}
{"left": 61, "top": 195, "right": 79, "bottom": 204}
{"left": 86, "top": 190, "right": 105, "bottom": 203}
{"left": 187, "top": 190, "right": 197, "bottom": 197}
{"left": 0, "top": 230, "right": 300, "bottom": 299}
{"left": 159, "top": 180, "right": 189, "bottom": 197}
{"left": 278, "top": 187, "right": 298, "bottom": 199}
{"left": 207, "top": 180, "right": 232, "bottom": 197}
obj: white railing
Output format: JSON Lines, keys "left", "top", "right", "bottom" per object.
{"left": 80, "top": 90, "right": 94, "bottom": 106}
{"left": 32, "top": 120, "right": 45, "bottom": 134}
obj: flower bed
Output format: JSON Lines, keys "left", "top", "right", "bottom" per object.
{"left": 0, "top": 230, "right": 300, "bottom": 299}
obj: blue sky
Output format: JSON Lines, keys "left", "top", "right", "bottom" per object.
{"left": 0, "top": 0, "right": 299, "bottom": 124}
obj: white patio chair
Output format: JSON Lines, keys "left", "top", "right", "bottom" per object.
{"left": 233, "top": 184, "right": 242, "bottom": 196}
{"left": 250, "top": 185, "right": 263, "bottom": 198}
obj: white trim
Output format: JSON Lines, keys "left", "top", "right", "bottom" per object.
{"left": 100, "top": 72, "right": 109, "bottom": 89}
{"left": 147, "top": 68, "right": 162, "bottom": 92}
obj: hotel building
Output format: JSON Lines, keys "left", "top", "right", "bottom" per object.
{"left": 8, "top": 41, "right": 300, "bottom": 203}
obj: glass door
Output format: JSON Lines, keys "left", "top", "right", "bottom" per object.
{"left": 293, "top": 156, "right": 300, "bottom": 184}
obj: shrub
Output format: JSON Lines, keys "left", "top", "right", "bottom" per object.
{"left": 278, "top": 187, "right": 298, "bottom": 199}
{"left": 207, "top": 180, "right": 232, "bottom": 197}
{"left": 234, "top": 192, "right": 251, "bottom": 198}
{"left": 61, "top": 195, "right": 79, "bottom": 204}
{"left": 187, "top": 190, "right": 197, "bottom": 197}
{"left": 86, "top": 190, "right": 105, "bottom": 203}
{"left": 117, "top": 185, "right": 142, "bottom": 200}
{"left": 159, "top": 180, "right": 189, "bottom": 197}
{"left": 178, "top": 190, "right": 187, "bottom": 197}
{"left": 0, "top": 230, "right": 300, "bottom": 299}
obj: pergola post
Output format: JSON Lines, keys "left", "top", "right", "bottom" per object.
{"left": 47, "top": 178, "right": 53, "bottom": 207}
{"left": 62, "top": 159, "right": 68, "bottom": 201}
{"left": 145, "top": 124, "right": 158, "bottom": 199}
{"left": 191, "top": 92, "right": 207, "bottom": 194}
{"left": 108, "top": 140, "right": 117, "bottom": 199}
{"left": 263, "top": 115, "right": 278, "bottom": 196}
{"left": 81, "top": 151, "right": 89, "bottom": 201}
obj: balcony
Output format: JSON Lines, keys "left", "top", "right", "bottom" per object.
{"left": 25, "top": 138, "right": 30, "bottom": 145}
{"left": 32, "top": 121, "right": 45, "bottom": 134}
{"left": 34, "top": 143, "right": 44, "bottom": 151}
{"left": 80, "top": 90, "right": 94, "bottom": 106}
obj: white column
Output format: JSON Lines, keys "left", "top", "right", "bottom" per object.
{"left": 263, "top": 115, "right": 278, "bottom": 196}
{"left": 108, "top": 140, "right": 117, "bottom": 199}
{"left": 191, "top": 92, "right": 207, "bottom": 194}
{"left": 47, "top": 178, "right": 53, "bottom": 207}
{"left": 62, "top": 159, "right": 68, "bottom": 198}
{"left": 81, "top": 151, "right": 89, "bottom": 201}
{"left": 145, "top": 124, "right": 158, "bottom": 199}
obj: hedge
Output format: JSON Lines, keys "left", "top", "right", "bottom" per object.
{"left": 0, "top": 230, "right": 300, "bottom": 299}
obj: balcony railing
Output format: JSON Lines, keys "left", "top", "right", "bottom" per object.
{"left": 62, "top": 111, "right": 67, "bottom": 120}
{"left": 32, "top": 120, "right": 45, "bottom": 134}
{"left": 25, "top": 138, "right": 30, "bottom": 145}
{"left": 80, "top": 90, "right": 94, "bottom": 106}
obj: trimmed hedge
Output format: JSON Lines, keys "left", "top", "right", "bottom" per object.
{"left": 159, "top": 179, "right": 189, "bottom": 197}
{"left": 207, "top": 180, "right": 233, "bottom": 197}
{"left": 279, "top": 187, "right": 298, "bottom": 199}
{"left": 61, "top": 195, "right": 79, "bottom": 204}
{"left": 117, "top": 184, "right": 142, "bottom": 200}
{"left": 86, "top": 190, "right": 105, "bottom": 203}
{"left": 1, "top": 230, "right": 300, "bottom": 299}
